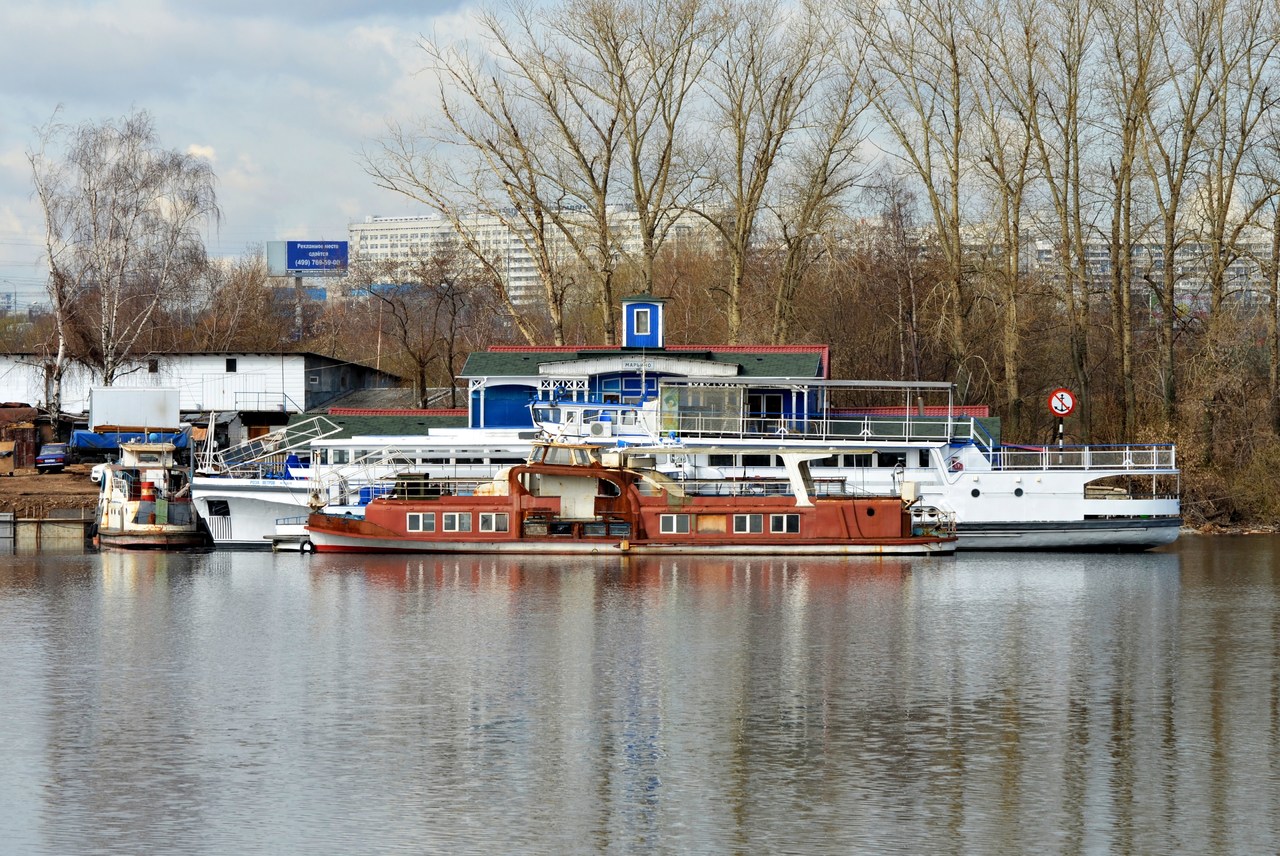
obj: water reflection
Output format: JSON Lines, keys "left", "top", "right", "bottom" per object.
{"left": 1, "top": 543, "right": 1279, "bottom": 854}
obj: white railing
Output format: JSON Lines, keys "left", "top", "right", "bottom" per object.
{"left": 197, "top": 415, "right": 341, "bottom": 475}
{"left": 993, "top": 445, "right": 1177, "bottom": 472}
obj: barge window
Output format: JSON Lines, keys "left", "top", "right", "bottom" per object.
{"left": 443, "top": 512, "right": 472, "bottom": 532}
{"left": 407, "top": 512, "right": 436, "bottom": 533}
{"left": 479, "top": 513, "right": 509, "bottom": 533}
{"left": 770, "top": 514, "right": 800, "bottom": 534}
{"left": 734, "top": 514, "right": 764, "bottom": 533}
{"left": 660, "top": 514, "right": 691, "bottom": 534}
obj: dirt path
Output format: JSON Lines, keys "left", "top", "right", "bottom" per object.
{"left": 0, "top": 464, "right": 101, "bottom": 517}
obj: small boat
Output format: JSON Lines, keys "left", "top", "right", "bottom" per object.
{"left": 95, "top": 441, "right": 208, "bottom": 549}
{"left": 304, "top": 442, "right": 956, "bottom": 556}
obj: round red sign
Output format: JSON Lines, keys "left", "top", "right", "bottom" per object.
{"left": 1048, "top": 388, "right": 1075, "bottom": 417}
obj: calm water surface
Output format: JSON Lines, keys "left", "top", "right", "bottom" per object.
{"left": 1, "top": 537, "right": 1278, "bottom": 854}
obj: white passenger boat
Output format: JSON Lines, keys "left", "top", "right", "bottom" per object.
{"left": 529, "top": 385, "right": 1181, "bottom": 551}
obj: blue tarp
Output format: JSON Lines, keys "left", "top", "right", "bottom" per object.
{"left": 71, "top": 429, "right": 190, "bottom": 451}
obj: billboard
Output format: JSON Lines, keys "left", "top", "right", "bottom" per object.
{"left": 266, "top": 241, "right": 349, "bottom": 276}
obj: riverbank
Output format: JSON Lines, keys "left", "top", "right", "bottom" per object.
{"left": 0, "top": 465, "right": 99, "bottom": 518}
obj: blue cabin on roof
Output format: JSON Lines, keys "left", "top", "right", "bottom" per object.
{"left": 459, "top": 294, "right": 829, "bottom": 430}
{"left": 622, "top": 294, "right": 666, "bottom": 349}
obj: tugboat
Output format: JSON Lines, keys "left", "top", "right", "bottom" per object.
{"left": 95, "top": 440, "right": 208, "bottom": 549}
{"left": 304, "top": 442, "right": 957, "bottom": 556}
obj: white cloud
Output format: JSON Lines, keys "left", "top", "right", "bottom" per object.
{"left": 0, "top": 0, "right": 483, "bottom": 301}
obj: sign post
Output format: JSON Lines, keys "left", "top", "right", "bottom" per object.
{"left": 1047, "top": 388, "right": 1075, "bottom": 450}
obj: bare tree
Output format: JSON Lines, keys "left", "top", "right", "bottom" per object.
{"left": 1028, "top": 0, "right": 1100, "bottom": 438}
{"left": 1140, "top": 0, "right": 1217, "bottom": 424}
{"left": 28, "top": 109, "right": 219, "bottom": 404}
{"left": 349, "top": 249, "right": 488, "bottom": 408}
{"left": 552, "top": 0, "right": 722, "bottom": 306}
{"left": 1195, "top": 0, "right": 1280, "bottom": 335}
{"left": 1098, "top": 0, "right": 1160, "bottom": 438}
{"left": 765, "top": 31, "right": 871, "bottom": 344}
{"left": 967, "top": 0, "right": 1043, "bottom": 437}
{"left": 847, "top": 0, "right": 975, "bottom": 387}
{"left": 695, "top": 0, "right": 830, "bottom": 343}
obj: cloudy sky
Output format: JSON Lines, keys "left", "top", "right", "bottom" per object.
{"left": 0, "top": 0, "right": 480, "bottom": 305}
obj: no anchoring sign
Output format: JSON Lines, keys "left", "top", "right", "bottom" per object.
{"left": 1048, "top": 388, "right": 1075, "bottom": 417}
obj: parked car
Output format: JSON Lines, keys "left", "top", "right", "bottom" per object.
{"left": 35, "top": 442, "right": 70, "bottom": 474}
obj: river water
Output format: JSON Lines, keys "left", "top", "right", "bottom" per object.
{"left": 1, "top": 537, "right": 1277, "bottom": 855}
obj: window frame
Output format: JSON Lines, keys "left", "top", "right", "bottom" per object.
{"left": 443, "top": 512, "right": 472, "bottom": 532}
{"left": 660, "top": 513, "right": 691, "bottom": 534}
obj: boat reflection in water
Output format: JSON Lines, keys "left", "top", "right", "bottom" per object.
{"left": 306, "top": 552, "right": 923, "bottom": 592}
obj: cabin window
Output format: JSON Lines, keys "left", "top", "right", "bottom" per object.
{"left": 708, "top": 454, "right": 735, "bottom": 468}
{"left": 733, "top": 514, "right": 764, "bottom": 534}
{"left": 918, "top": 450, "right": 930, "bottom": 467}
{"left": 770, "top": 514, "right": 800, "bottom": 534}
{"left": 813, "top": 455, "right": 839, "bottom": 468}
{"left": 878, "top": 452, "right": 906, "bottom": 468}
{"left": 226, "top": 358, "right": 237, "bottom": 373}
{"left": 479, "top": 513, "right": 509, "bottom": 533}
{"left": 443, "top": 512, "right": 472, "bottom": 532}
{"left": 333, "top": 450, "right": 349, "bottom": 465}
{"left": 844, "top": 453, "right": 873, "bottom": 467}
{"left": 660, "top": 514, "right": 690, "bottom": 534}
{"left": 634, "top": 307, "right": 651, "bottom": 335}
{"left": 148, "top": 359, "right": 159, "bottom": 373}
{"left": 206, "top": 500, "right": 230, "bottom": 516}
{"left": 407, "top": 513, "right": 436, "bottom": 533}
{"left": 742, "top": 454, "right": 773, "bottom": 467}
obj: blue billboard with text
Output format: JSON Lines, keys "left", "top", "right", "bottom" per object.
{"left": 285, "top": 241, "right": 348, "bottom": 275}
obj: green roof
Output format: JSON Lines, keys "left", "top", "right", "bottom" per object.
{"left": 460, "top": 349, "right": 824, "bottom": 380}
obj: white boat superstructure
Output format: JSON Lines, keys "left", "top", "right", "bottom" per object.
{"left": 190, "top": 417, "right": 538, "bottom": 548}
{"left": 95, "top": 441, "right": 207, "bottom": 549}
{"left": 531, "top": 383, "right": 1181, "bottom": 551}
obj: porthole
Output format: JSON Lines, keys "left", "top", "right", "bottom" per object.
{"left": 1014, "top": 488, "right": 1024, "bottom": 497}
{"left": 971, "top": 488, "right": 981, "bottom": 498}
{"left": 866, "top": 507, "right": 876, "bottom": 516}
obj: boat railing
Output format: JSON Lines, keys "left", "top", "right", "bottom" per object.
{"left": 911, "top": 505, "right": 957, "bottom": 536}
{"left": 305, "top": 444, "right": 503, "bottom": 505}
{"left": 649, "top": 476, "right": 859, "bottom": 498}
{"left": 665, "top": 413, "right": 991, "bottom": 451}
{"left": 197, "top": 415, "right": 341, "bottom": 473}
{"left": 389, "top": 477, "right": 490, "bottom": 500}
{"left": 992, "top": 444, "right": 1177, "bottom": 472}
